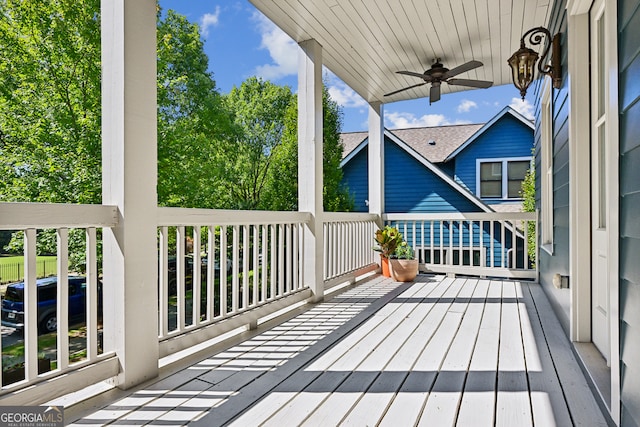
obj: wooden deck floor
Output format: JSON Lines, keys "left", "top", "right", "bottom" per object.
{"left": 71, "top": 275, "right": 608, "bottom": 426}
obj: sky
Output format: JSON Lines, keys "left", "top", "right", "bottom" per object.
{"left": 160, "top": 0, "right": 535, "bottom": 133}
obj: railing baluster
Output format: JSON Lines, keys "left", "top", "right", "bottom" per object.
{"left": 176, "top": 226, "right": 186, "bottom": 331}
{"left": 501, "top": 221, "right": 506, "bottom": 268}
{"left": 86, "top": 227, "right": 98, "bottom": 360}
{"left": 512, "top": 220, "right": 517, "bottom": 269}
{"left": 206, "top": 226, "right": 215, "bottom": 320}
{"left": 261, "top": 225, "right": 268, "bottom": 303}
{"left": 278, "top": 224, "right": 285, "bottom": 296}
{"left": 479, "top": 221, "right": 484, "bottom": 268}
{"left": 242, "top": 225, "right": 249, "bottom": 308}
{"left": 489, "top": 220, "right": 496, "bottom": 268}
{"left": 253, "top": 225, "right": 259, "bottom": 305}
{"left": 458, "top": 221, "right": 463, "bottom": 266}
{"left": 293, "top": 223, "right": 299, "bottom": 291}
{"left": 193, "top": 226, "right": 201, "bottom": 326}
{"left": 270, "top": 224, "right": 276, "bottom": 300}
{"left": 57, "top": 228, "right": 70, "bottom": 371}
{"left": 24, "top": 228, "right": 38, "bottom": 381}
{"left": 232, "top": 225, "right": 239, "bottom": 313}
{"left": 524, "top": 220, "right": 529, "bottom": 270}
{"left": 220, "top": 226, "right": 228, "bottom": 317}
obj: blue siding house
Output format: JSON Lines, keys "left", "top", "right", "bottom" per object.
{"left": 340, "top": 107, "right": 534, "bottom": 214}
{"left": 340, "top": 107, "right": 534, "bottom": 269}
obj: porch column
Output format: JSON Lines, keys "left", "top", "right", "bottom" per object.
{"left": 298, "top": 39, "right": 324, "bottom": 302}
{"left": 101, "top": 0, "right": 159, "bottom": 388}
{"left": 368, "top": 102, "right": 385, "bottom": 224}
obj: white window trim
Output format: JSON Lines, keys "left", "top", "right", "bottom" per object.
{"left": 541, "top": 79, "right": 554, "bottom": 255}
{"left": 475, "top": 157, "right": 532, "bottom": 200}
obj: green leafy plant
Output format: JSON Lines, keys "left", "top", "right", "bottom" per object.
{"left": 521, "top": 163, "right": 536, "bottom": 266}
{"left": 393, "top": 241, "right": 415, "bottom": 260}
{"left": 373, "top": 226, "right": 403, "bottom": 258}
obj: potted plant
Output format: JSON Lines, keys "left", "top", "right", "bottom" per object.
{"left": 373, "top": 225, "right": 403, "bottom": 277}
{"left": 390, "top": 241, "right": 419, "bottom": 282}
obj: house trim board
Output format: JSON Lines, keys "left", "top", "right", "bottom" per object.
{"left": 604, "top": 0, "right": 620, "bottom": 421}
{"left": 567, "top": 0, "right": 620, "bottom": 422}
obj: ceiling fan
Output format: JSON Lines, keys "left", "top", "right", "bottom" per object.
{"left": 384, "top": 59, "right": 493, "bottom": 104}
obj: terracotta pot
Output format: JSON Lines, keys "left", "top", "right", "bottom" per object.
{"left": 390, "top": 258, "right": 419, "bottom": 282}
{"left": 380, "top": 256, "right": 391, "bottom": 277}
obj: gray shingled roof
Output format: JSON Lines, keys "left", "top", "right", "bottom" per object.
{"left": 340, "top": 123, "right": 484, "bottom": 164}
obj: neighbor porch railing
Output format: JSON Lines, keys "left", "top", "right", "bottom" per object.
{"left": 384, "top": 212, "right": 538, "bottom": 279}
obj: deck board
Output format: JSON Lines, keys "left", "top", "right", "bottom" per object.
{"left": 70, "top": 275, "right": 609, "bottom": 427}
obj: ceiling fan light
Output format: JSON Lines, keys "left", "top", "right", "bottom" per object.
{"left": 508, "top": 46, "right": 538, "bottom": 100}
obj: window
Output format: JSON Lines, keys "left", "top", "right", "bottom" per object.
{"left": 477, "top": 158, "right": 532, "bottom": 200}
{"left": 480, "top": 162, "right": 502, "bottom": 197}
{"left": 508, "top": 161, "right": 530, "bottom": 198}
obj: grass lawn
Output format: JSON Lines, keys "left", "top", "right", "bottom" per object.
{"left": 0, "top": 255, "right": 57, "bottom": 284}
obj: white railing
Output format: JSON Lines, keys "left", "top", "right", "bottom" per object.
{"left": 384, "top": 212, "right": 538, "bottom": 279}
{"left": 5, "top": 204, "right": 532, "bottom": 406}
{"left": 323, "top": 213, "right": 379, "bottom": 288}
{"left": 156, "top": 208, "right": 312, "bottom": 357}
{"left": 0, "top": 203, "right": 119, "bottom": 403}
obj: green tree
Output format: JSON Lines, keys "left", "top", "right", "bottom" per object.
{"left": 263, "top": 85, "right": 353, "bottom": 212}
{"left": 156, "top": 10, "right": 236, "bottom": 209}
{"left": 222, "top": 77, "right": 295, "bottom": 210}
{"left": 0, "top": 0, "right": 102, "bottom": 204}
{"left": 0, "top": 4, "right": 233, "bottom": 266}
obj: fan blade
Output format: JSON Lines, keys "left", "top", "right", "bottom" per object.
{"left": 396, "top": 70, "right": 431, "bottom": 80}
{"left": 445, "top": 60, "right": 483, "bottom": 78}
{"left": 384, "top": 82, "right": 427, "bottom": 97}
{"left": 447, "top": 78, "right": 493, "bottom": 88}
{"left": 429, "top": 85, "right": 441, "bottom": 103}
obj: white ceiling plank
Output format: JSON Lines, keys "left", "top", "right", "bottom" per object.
{"left": 249, "top": 0, "right": 552, "bottom": 104}
{"left": 472, "top": 0, "right": 494, "bottom": 83}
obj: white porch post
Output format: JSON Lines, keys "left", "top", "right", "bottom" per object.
{"left": 298, "top": 39, "right": 324, "bottom": 302}
{"left": 368, "top": 102, "right": 385, "bottom": 225}
{"left": 101, "top": 0, "right": 159, "bottom": 388}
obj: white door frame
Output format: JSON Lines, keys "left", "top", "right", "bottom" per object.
{"left": 567, "top": 0, "right": 620, "bottom": 422}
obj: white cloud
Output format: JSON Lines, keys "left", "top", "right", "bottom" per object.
{"left": 457, "top": 99, "right": 478, "bottom": 113}
{"left": 253, "top": 12, "right": 298, "bottom": 80}
{"left": 200, "top": 6, "right": 221, "bottom": 37}
{"left": 324, "top": 72, "right": 367, "bottom": 108}
{"left": 385, "top": 112, "right": 470, "bottom": 129}
{"left": 509, "top": 97, "right": 535, "bottom": 120}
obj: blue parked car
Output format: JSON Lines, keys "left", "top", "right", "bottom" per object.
{"left": 1, "top": 276, "right": 101, "bottom": 334}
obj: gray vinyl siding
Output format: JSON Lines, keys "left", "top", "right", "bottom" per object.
{"left": 535, "top": 0, "right": 571, "bottom": 333}
{"left": 619, "top": 0, "right": 640, "bottom": 424}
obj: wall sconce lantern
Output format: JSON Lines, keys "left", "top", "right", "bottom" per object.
{"left": 508, "top": 27, "right": 562, "bottom": 100}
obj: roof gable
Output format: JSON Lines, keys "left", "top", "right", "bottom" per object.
{"left": 443, "top": 106, "right": 534, "bottom": 162}
{"left": 383, "top": 131, "right": 494, "bottom": 213}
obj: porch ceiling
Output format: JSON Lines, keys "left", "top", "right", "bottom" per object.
{"left": 249, "top": 0, "right": 552, "bottom": 104}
